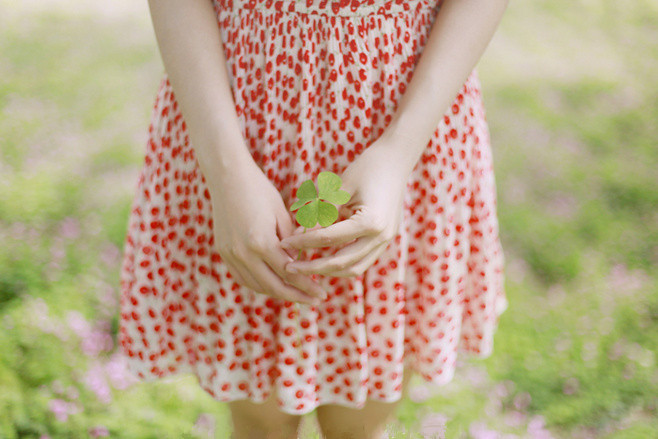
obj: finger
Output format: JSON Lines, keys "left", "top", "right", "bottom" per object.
{"left": 332, "top": 240, "right": 389, "bottom": 278}
{"left": 337, "top": 202, "right": 355, "bottom": 221}
{"left": 290, "top": 224, "right": 319, "bottom": 236}
{"left": 285, "top": 235, "right": 381, "bottom": 276}
{"left": 275, "top": 210, "right": 298, "bottom": 259}
{"left": 281, "top": 215, "right": 373, "bottom": 250}
{"left": 264, "top": 246, "right": 328, "bottom": 299}
{"left": 276, "top": 205, "right": 295, "bottom": 240}
{"left": 226, "top": 255, "right": 267, "bottom": 293}
{"left": 226, "top": 264, "right": 248, "bottom": 286}
{"left": 282, "top": 268, "right": 329, "bottom": 301}
{"left": 249, "top": 256, "right": 322, "bottom": 305}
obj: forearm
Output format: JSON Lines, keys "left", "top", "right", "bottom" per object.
{"left": 147, "top": 0, "right": 253, "bottom": 186}
{"left": 378, "top": 0, "right": 509, "bottom": 177}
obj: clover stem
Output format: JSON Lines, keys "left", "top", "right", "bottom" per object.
{"left": 297, "top": 228, "right": 306, "bottom": 260}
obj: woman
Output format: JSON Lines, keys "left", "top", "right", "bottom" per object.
{"left": 119, "top": 0, "right": 510, "bottom": 437}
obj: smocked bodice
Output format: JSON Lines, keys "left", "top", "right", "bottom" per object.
{"left": 214, "top": 0, "right": 442, "bottom": 17}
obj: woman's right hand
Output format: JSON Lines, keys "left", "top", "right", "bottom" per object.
{"left": 206, "top": 158, "right": 327, "bottom": 305}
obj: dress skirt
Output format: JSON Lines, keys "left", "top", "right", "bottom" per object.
{"left": 118, "top": 0, "right": 508, "bottom": 415}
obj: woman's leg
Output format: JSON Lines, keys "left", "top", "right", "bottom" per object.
{"left": 228, "top": 390, "right": 304, "bottom": 439}
{"left": 315, "top": 367, "right": 415, "bottom": 439}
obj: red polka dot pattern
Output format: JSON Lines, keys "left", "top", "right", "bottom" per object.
{"left": 118, "top": 0, "right": 508, "bottom": 415}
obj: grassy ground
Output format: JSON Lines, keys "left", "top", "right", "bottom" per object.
{"left": 0, "top": 0, "right": 656, "bottom": 437}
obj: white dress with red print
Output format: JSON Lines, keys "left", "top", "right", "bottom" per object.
{"left": 118, "top": 0, "right": 508, "bottom": 415}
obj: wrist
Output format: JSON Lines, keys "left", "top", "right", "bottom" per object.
{"left": 195, "top": 140, "right": 257, "bottom": 189}
{"left": 385, "top": 123, "right": 432, "bottom": 150}
{"left": 372, "top": 129, "right": 429, "bottom": 178}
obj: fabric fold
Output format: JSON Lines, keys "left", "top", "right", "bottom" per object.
{"left": 119, "top": 0, "right": 507, "bottom": 415}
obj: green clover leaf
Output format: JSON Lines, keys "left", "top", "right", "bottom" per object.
{"left": 289, "top": 171, "right": 352, "bottom": 229}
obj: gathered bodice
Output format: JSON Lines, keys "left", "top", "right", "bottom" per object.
{"left": 213, "top": 0, "right": 443, "bottom": 17}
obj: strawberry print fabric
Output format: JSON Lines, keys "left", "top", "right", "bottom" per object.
{"left": 119, "top": 0, "right": 508, "bottom": 415}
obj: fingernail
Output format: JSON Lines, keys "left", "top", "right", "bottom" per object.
{"left": 287, "top": 266, "right": 298, "bottom": 273}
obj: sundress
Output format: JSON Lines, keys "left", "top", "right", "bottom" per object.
{"left": 118, "top": 0, "right": 508, "bottom": 415}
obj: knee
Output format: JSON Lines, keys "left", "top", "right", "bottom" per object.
{"left": 317, "top": 423, "right": 371, "bottom": 439}
{"left": 316, "top": 404, "right": 398, "bottom": 439}
{"left": 232, "top": 420, "right": 300, "bottom": 439}
{"left": 228, "top": 398, "right": 302, "bottom": 439}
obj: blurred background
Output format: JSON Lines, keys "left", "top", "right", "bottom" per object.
{"left": 1, "top": 0, "right": 656, "bottom": 437}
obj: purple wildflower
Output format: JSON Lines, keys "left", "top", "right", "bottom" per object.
{"left": 48, "top": 398, "right": 80, "bottom": 422}
{"left": 89, "top": 426, "right": 110, "bottom": 437}
{"left": 83, "top": 362, "right": 112, "bottom": 404}
{"left": 418, "top": 412, "right": 448, "bottom": 439}
{"left": 81, "top": 327, "right": 114, "bottom": 357}
{"left": 513, "top": 391, "right": 531, "bottom": 411}
{"left": 105, "top": 352, "right": 139, "bottom": 390}
{"left": 408, "top": 384, "right": 432, "bottom": 403}
{"left": 60, "top": 217, "right": 81, "bottom": 239}
{"left": 469, "top": 421, "right": 499, "bottom": 439}
{"left": 66, "top": 311, "right": 92, "bottom": 338}
{"left": 527, "top": 415, "right": 554, "bottom": 439}
{"left": 100, "top": 242, "right": 120, "bottom": 266}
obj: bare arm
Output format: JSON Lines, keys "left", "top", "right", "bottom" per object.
{"left": 148, "top": 0, "right": 328, "bottom": 304}
{"left": 147, "top": 0, "right": 253, "bottom": 187}
{"left": 378, "top": 0, "right": 509, "bottom": 176}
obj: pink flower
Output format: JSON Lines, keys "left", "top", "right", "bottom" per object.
{"left": 469, "top": 421, "right": 499, "bottom": 439}
{"left": 503, "top": 410, "right": 526, "bottom": 428}
{"left": 419, "top": 413, "right": 448, "bottom": 439}
{"left": 100, "top": 242, "right": 120, "bottom": 266}
{"left": 81, "top": 327, "right": 114, "bottom": 357}
{"left": 48, "top": 399, "right": 69, "bottom": 422}
{"left": 89, "top": 426, "right": 110, "bottom": 437}
{"left": 105, "top": 352, "right": 139, "bottom": 390}
{"left": 527, "top": 415, "right": 554, "bottom": 439}
{"left": 83, "top": 362, "right": 112, "bottom": 404}
{"left": 66, "top": 311, "right": 91, "bottom": 338}
{"left": 48, "top": 398, "right": 80, "bottom": 422}
{"left": 408, "top": 384, "right": 432, "bottom": 403}
{"left": 493, "top": 382, "right": 510, "bottom": 399}
{"left": 513, "top": 391, "right": 531, "bottom": 411}
{"left": 60, "top": 217, "right": 81, "bottom": 239}
{"left": 192, "top": 413, "right": 216, "bottom": 438}
{"left": 98, "top": 284, "right": 119, "bottom": 316}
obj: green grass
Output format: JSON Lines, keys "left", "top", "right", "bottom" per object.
{"left": 0, "top": 0, "right": 657, "bottom": 437}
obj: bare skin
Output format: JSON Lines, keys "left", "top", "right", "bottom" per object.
{"left": 228, "top": 368, "right": 415, "bottom": 439}
{"left": 315, "top": 367, "right": 415, "bottom": 439}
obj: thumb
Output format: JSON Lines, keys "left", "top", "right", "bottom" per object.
{"left": 275, "top": 206, "right": 295, "bottom": 240}
{"left": 276, "top": 210, "right": 298, "bottom": 259}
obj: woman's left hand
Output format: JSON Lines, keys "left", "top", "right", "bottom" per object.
{"left": 280, "top": 133, "right": 415, "bottom": 278}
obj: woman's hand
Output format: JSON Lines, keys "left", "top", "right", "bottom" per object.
{"left": 207, "top": 159, "right": 327, "bottom": 305}
{"left": 280, "top": 133, "right": 413, "bottom": 278}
